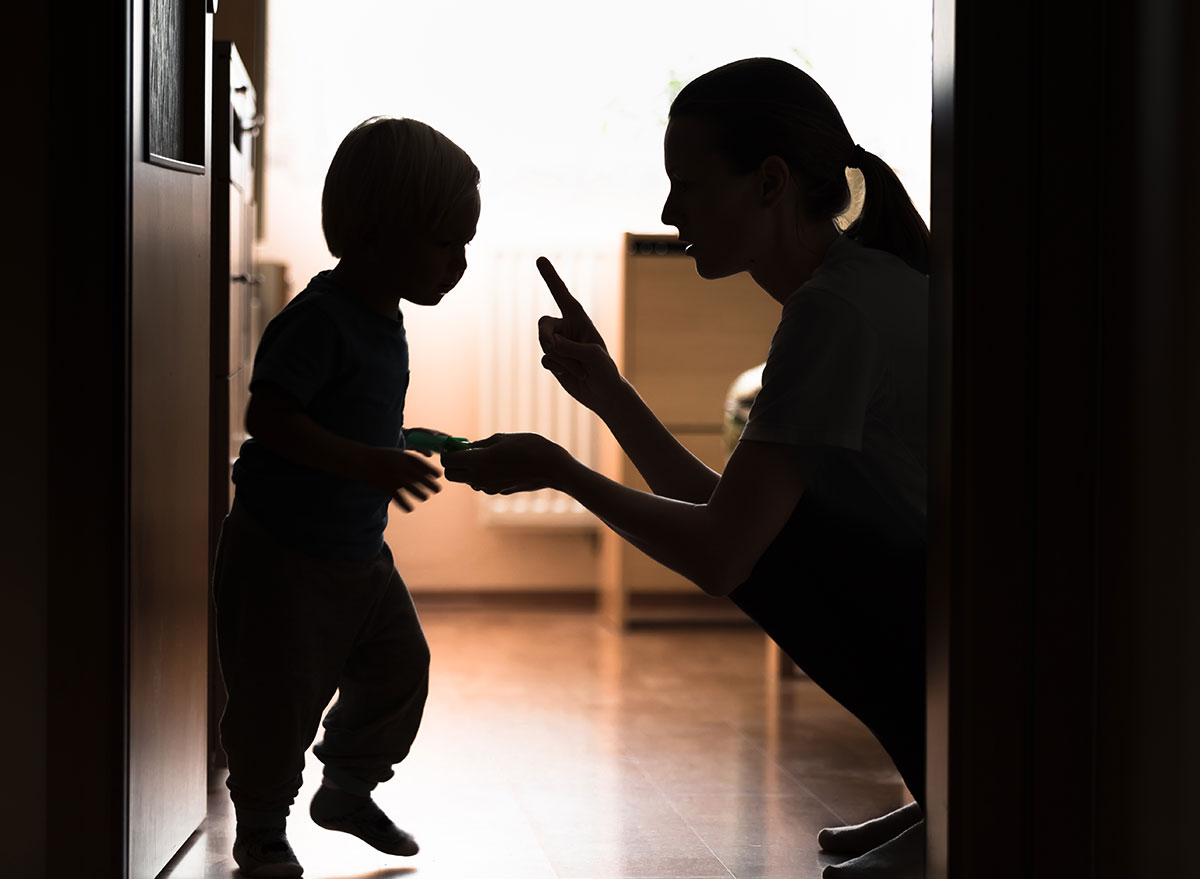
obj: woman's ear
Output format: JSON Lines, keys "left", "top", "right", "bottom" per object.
{"left": 758, "top": 155, "right": 793, "bottom": 206}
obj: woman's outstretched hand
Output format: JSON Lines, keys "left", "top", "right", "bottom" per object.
{"left": 536, "top": 257, "right": 622, "bottom": 414}
{"left": 441, "top": 432, "right": 572, "bottom": 495}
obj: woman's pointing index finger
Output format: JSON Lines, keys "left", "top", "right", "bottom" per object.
{"left": 536, "top": 256, "right": 585, "bottom": 318}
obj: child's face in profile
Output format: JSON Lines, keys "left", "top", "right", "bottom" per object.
{"left": 396, "top": 188, "right": 481, "bottom": 307}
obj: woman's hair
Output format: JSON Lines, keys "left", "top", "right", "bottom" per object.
{"left": 322, "top": 116, "right": 480, "bottom": 259}
{"left": 669, "top": 58, "right": 929, "bottom": 275}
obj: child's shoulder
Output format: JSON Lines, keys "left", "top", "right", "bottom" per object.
{"left": 271, "top": 272, "right": 365, "bottom": 333}
{"left": 267, "top": 271, "right": 404, "bottom": 359}
{"left": 258, "top": 273, "right": 352, "bottom": 352}
{"left": 280, "top": 271, "right": 339, "bottom": 314}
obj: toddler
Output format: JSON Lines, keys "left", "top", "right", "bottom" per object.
{"left": 212, "top": 116, "right": 480, "bottom": 876}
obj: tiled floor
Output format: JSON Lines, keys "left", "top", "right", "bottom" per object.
{"left": 163, "top": 606, "right": 912, "bottom": 879}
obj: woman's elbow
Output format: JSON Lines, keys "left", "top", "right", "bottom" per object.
{"left": 697, "top": 577, "right": 737, "bottom": 598}
{"left": 695, "top": 553, "right": 753, "bottom": 598}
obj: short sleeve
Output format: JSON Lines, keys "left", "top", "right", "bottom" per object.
{"left": 740, "top": 287, "right": 880, "bottom": 450}
{"left": 249, "top": 302, "right": 343, "bottom": 408}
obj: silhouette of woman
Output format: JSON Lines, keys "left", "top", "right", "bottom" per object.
{"left": 445, "top": 58, "right": 930, "bottom": 878}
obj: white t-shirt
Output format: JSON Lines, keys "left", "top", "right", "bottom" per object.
{"left": 740, "top": 234, "right": 928, "bottom": 523}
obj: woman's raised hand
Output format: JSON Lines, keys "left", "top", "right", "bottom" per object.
{"left": 536, "top": 257, "right": 622, "bottom": 413}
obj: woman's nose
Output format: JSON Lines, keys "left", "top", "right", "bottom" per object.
{"left": 660, "top": 194, "right": 678, "bottom": 228}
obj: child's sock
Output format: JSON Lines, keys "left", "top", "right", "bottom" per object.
{"left": 823, "top": 820, "right": 925, "bottom": 879}
{"left": 232, "top": 826, "right": 302, "bottom": 878}
{"left": 818, "top": 801, "right": 923, "bottom": 855}
{"left": 310, "top": 782, "right": 419, "bottom": 857}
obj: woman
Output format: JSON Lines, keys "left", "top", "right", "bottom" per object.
{"left": 444, "top": 58, "right": 929, "bottom": 879}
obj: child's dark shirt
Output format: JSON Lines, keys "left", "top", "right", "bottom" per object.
{"left": 233, "top": 271, "right": 410, "bottom": 560}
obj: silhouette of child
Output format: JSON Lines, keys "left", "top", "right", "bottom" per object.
{"left": 444, "top": 58, "right": 928, "bottom": 879}
{"left": 212, "top": 116, "right": 480, "bottom": 877}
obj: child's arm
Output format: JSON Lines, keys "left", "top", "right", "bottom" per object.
{"left": 246, "top": 384, "right": 440, "bottom": 511}
{"left": 535, "top": 257, "right": 719, "bottom": 503}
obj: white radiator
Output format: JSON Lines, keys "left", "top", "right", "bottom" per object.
{"left": 477, "top": 247, "right": 613, "bottom": 527}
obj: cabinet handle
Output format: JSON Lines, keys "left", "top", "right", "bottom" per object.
{"left": 231, "top": 273, "right": 263, "bottom": 286}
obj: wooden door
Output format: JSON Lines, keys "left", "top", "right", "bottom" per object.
{"left": 927, "top": 0, "right": 1200, "bottom": 876}
{"left": 128, "top": 1, "right": 213, "bottom": 876}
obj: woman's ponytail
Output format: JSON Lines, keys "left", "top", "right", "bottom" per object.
{"left": 844, "top": 148, "right": 930, "bottom": 275}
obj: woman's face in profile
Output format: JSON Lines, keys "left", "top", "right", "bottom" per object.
{"left": 661, "top": 115, "right": 763, "bottom": 280}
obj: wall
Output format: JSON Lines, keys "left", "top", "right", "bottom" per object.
{"left": 379, "top": 262, "right": 606, "bottom": 590}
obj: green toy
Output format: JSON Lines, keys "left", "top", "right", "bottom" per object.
{"left": 405, "top": 429, "right": 472, "bottom": 454}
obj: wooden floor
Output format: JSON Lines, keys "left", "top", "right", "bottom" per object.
{"left": 162, "top": 606, "right": 911, "bottom": 879}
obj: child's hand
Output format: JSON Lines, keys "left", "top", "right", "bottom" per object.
{"left": 441, "top": 432, "right": 571, "bottom": 495}
{"left": 362, "top": 448, "right": 442, "bottom": 512}
{"left": 536, "top": 257, "right": 622, "bottom": 413}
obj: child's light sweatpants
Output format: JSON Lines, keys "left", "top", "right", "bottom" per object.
{"left": 212, "top": 499, "right": 430, "bottom": 821}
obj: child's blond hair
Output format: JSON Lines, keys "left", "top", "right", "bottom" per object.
{"left": 322, "top": 116, "right": 479, "bottom": 258}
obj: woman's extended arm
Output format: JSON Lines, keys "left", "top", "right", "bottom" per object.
{"left": 535, "top": 257, "right": 719, "bottom": 503}
{"left": 443, "top": 433, "right": 818, "bottom": 596}
{"left": 587, "top": 373, "right": 721, "bottom": 503}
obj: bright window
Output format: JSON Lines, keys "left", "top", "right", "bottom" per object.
{"left": 260, "top": 0, "right": 931, "bottom": 279}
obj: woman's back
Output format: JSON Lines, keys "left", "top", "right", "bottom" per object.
{"left": 746, "top": 234, "right": 928, "bottom": 523}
